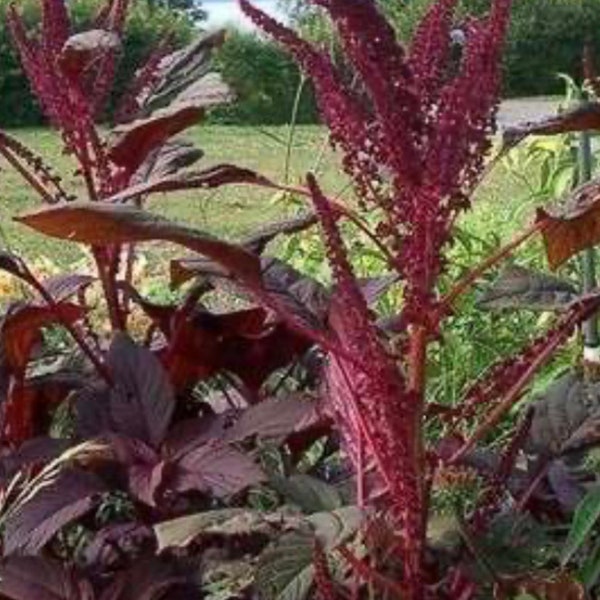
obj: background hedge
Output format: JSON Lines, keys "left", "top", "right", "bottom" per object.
{"left": 209, "top": 29, "right": 318, "bottom": 125}
{"left": 3, "top": 0, "right": 600, "bottom": 126}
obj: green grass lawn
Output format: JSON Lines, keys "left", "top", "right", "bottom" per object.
{"left": 0, "top": 124, "right": 537, "bottom": 273}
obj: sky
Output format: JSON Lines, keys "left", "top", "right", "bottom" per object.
{"left": 203, "top": 0, "right": 287, "bottom": 30}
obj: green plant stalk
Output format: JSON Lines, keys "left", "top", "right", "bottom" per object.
{"left": 578, "top": 129, "right": 599, "bottom": 350}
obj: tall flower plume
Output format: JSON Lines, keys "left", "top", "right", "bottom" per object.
{"left": 240, "top": 0, "right": 512, "bottom": 596}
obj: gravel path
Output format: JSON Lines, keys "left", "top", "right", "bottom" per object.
{"left": 497, "top": 97, "right": 561, "bottom": 129}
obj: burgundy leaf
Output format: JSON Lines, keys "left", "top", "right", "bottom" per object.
{"left": 109, "top": 164, "right": 276, "bottom": 204}
{"left": 43, "top": 273, "right": 95, "bottom": 303}
{"left": 537, "top": 177, "right": 600, "bottom": 269}
{"left": 74, "top": 383, "right": 112, "bottom": 440}
{"left": 108, "top": 103, "right": 204, "bottom": 173}
{"left": 107, "top": 333, "right": 175, "bottom": 447}
{"left": 0, "top": 556, "right": 93, "bottom": 600}
{"left": 16, "top": 202, "right": 261, "bottom": 286}
{"left": 172, "top": 441, "right": 264, "bottom": 498}
{"left": 104, "top": 434, "right": 166, "bottom": 507}
{"left": 83, "top": 522, "right": 153, "bottom": 570}
{"left": 225, "top": 394, "right": 323, "bottom": 443}
{"left": 132, "top": 139, "right": 203, "bottom": 184}
{"left": 141, "top": 29, "right": 227, "bottom": 112}
{"left": 60, "top": 29, "right": 121, "bottom": 77}
{"left": 4, "top": 468, "right": 105, "bottom": 555}
{"left": 163, "top": 413, "right": 234, "bottom": 460}
{"left": 0, "top": 436, "right": 68, "bottom": 483}
{"left": 98, "top": 557, "right": 197, "bottom": 600}
{"left": 1, "top": 302, "right": 85, "bottom": 373}
{"left": 164, "top": 306, "right": 310, "bottom": 392}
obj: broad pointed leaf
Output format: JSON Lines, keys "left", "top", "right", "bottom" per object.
{"left": 562, "top": 486, "right": 600, "bottom": 564}
{"left": 133, "top": 139, "right": 203, "bottom": 184}
{"left": 1, "top": 302, "right": 85, "bottom": 373}
{"left": 109, "top": 164, "right": 276, "bottom": 204}
{"left": 155, "top": 508, "right": 259, "bottom": 551}
{"left": 272, "top": 474, "right": 342, "bottom": 514}
{"left": 254, "top": 531, "right": 315, "bottom": 600}
{"left": 537, "top": 177, "right": 600, "bottom": 269}
{"left": 4, "top": 468, "right": 105, "bottom": 555}
{"left": 478, "top": 265, "right": 578, "bottom": 311}
{"left": 225, "top": 395, "right": 322, "bottom": 443}
{"left": 242, "top": 212, "right": 318, "bottom": 255}
{"left": 43, "top": 274, "right": 95, "bottom": 303}
{"left": 141, "top": 30, "right": 227, "bottom": 112}
{"left": 172, "top": 441, "right": 264, "bottom": 497}
{"left": 107, "top": 333, "right": 175, "bottom": 447}
{"left": 525, "top": 372, "right": 600, "bottom": 457}
{"left": 16, "top": 202, "right": 261, "bottom": 285}
{"left": 0, "top": 557, "right": 92, "bottom": 600}
{"left": 108, "top": 103, "right": 205, "bottom": 172}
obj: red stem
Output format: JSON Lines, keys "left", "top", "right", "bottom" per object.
{"left": 27, "top": 269, "right": 113, "bottom": 385}
{"left": 450, "top": 312, "right": 578, "bottom": 463}
{"left": 338, "top": 546, "right": 404, "bottom": 599}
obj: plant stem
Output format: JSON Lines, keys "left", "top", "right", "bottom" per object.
{"left": 443, "top": 218, "right": 548, "bottom": 308}
{"left": 284, "top": 74, "right": 306, "bottom": 185}
{"left": 27, "top": 269, "right": 113, "bottom": 385}
{"left": 450, "top": 309, "right": 583, "bottom": 463}
{"left": 577, "top": 129, "right": 599, "bottom": 349}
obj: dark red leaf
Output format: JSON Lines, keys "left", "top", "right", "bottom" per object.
{"left": 165, "top": 306, "right": 310, "bottom": 392}
{"left": 141, "top": 29, "right": 227, "bottom": 112}
{"left": 0, "top": 437, "right": 68, "bottom": 483}
{"left": 132, "top": 139, "right": 203, "bottom": 184}
{"left": 225, "top": 394, "right": 323, "bottom": 443}
{"left": 108, "top": 104, "right": 204, "bottom": 173}
{"left": 60, "top": 29, "right": 121, "bottom": 77}
{"left": 107, "top": 333, "right": 175, "bottom": 447}
{"left": 537, "top": 177, "right": 600, "bottom": 269}
{"left": 162, "top": 413, "right": 233, "bottom": 460}
{"left": 98, "top": 557, "right": 196, "bottom": 600}
{"left": 104, "top": 434, "right": 167, "bottom": 507}
{"left": 171, "top": 441, "right": 264, "bottom": 498}
{"left": 16, "top": 202, "right": 261, "bottom": 286}
{"left": 83, "top": 522, "right": 153, "bottom": 570}
{"left": 43, "top": 274, "right": 95, "bottom": 303}
{"left": 4, "top": 468, "right": 106, "bottom": 555}
{"left": 1, "top": 302, "right": 85, "bottom": 373}
{"left": 109, "top": 164, "right": 276, "bottom": 204}
{"left": 0, "top": 556, "right": 92, "bottom": 600}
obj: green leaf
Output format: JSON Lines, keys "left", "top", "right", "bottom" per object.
{"left": 580, "top": 535, "right": 600, "bottom": 590}
{"left": 272, "top": 474, "right": 342, "bottom": 514}
{"left": 254, "top": 531, "right": 314, "bottom": 600}
{"left": 561, "top": 485, "right": 600, "bottom": 565}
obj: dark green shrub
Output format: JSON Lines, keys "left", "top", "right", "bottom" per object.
{"left": 0, "top": 0, "right": 193, "bottom": 126}
{"left": 210, "top": 29, "right": 319, "bottom": 125}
